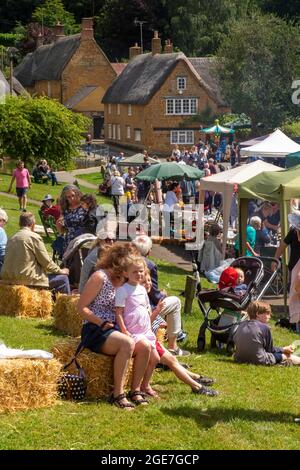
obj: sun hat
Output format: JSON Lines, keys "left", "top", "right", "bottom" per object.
{"left": 219, "top": 267, "right": 239, "bottom": 290}
{"left": 288, "top": 212, "right": 300, "bottom": 231}
{"left": 42, "top": 194, "right": 54, "bottom": 202}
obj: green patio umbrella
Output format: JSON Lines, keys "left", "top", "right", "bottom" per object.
{"left": 135, "top": 162, "right": 203, "bottom": 182}
{"left": 202, "top": 119, "right": 235, "bottom": 135}
{"left": 286, "top": 150, "right": 300, "bottom": 169}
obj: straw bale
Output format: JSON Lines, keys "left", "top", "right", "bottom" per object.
{"left": 0, "top": 285, "right": 53, "bottom": 318}
{"left": 52, "top": 338, "right": 133, "bottom": 398}
{"left": 0, "top": 358, "right": 61, "bottom": 412}
{"left": 53, "top": 294, "right": 82, "bottom": 337}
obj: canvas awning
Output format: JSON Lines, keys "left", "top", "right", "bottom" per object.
{"left": 240, "top": 129, "right": 300, "bottom": 158}
{"left": 118, "top": 153, "right": 160, "bottom": 166}
{"left": 286, "top": 151, "right": 300, "bottom": 169}
{"left": 238, "top": 165, "right": 300, "bottom": 311}
{"left": 199, "top": 160, "right": 281, "bottom": 257}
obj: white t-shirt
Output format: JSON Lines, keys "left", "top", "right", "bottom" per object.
{"left": 111, "top": 176, "right": 125, "bottom": 195}
{"left": 163, "top": 191, "right": 179, "bottom": 212}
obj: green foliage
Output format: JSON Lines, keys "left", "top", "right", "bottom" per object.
{"left": 32, "top": 0, "right": 80, "bottom": 35}
{"left": 216, "top": 13, "right": 300, "bottom": 131}
{"left": 281, "top": 119, "right": 300, "bottom": 138}
{"left": 0, "top": 96, "right": 90, "bottom": 168}
{"left": 0, "top": 33, "right": 23, "bottom": 47}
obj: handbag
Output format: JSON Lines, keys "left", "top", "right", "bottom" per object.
{"left": 58, "top": 343, "right": 87, "bottom": 401}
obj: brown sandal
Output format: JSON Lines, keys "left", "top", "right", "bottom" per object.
{"left": 109, "top": 393, "right": 135, "bottom": 409}
{"left": 128, "top": 390, "right": 149, "bottom": 406}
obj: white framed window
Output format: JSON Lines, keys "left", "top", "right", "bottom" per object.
{"left": 126, "top": 126, "right": 131, "bottom": 139}
{"left": 128, "top": 104, "right": 132, "bottom": 116}
{"left": 108, "top": 104, "right": 111, "bottom": 114}
{"left": 108, "top": 124, "right": 112, "bottom": 139}
{"left": 134, "top": 129, "right": 141, "bottom": 142}
{"left": 117, "top": 104, "right": 120, "bottom": 115}
{"left": 166, "top": 98, "right": 197, "bottom": 115}
{"left": 171, "top": 130, "right": 194, "bottom": 145}
{"left": 112, "top": 124, "right": 116, "bottom": 140}
{"left": 117, "top": 124, "right": 121, "bottom": 140}
{"left": 177, "top": 77, "right": 186, "bottom": 90}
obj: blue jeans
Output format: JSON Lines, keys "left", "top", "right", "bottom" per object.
{"left": 48, "top": 274, "right": 70, "bottom": 294}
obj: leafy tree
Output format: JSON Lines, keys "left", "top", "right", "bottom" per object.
{"left": 32, "top": 0, "right": 80, "bottom": 35}
{"left": 281, "top": 120, "right": 300, "bottom": 138}
{"left": 62, "top": 0, "right": 105, "bottom": 22}
{"left": 258, "top": 0, "right": 300, "bottom": 20}
{"left": 0, "top": 0, "right": 40, "bottom": 33}
{"left": 0, "top": 96, "right": 90, "bottom": 168}
{"left": 216, "top": 13, "right": 300, "bottom": 132}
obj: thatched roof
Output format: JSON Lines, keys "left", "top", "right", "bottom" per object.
{"left": 0, "top": 69, "right": 28, "bottom": 96}
{"left": 14, "top": 34, "right": 81, "bottom": 87}
{"left": 102, "top": 52, "right": 226, "bottom": 106}
{"left": 188, "top": 57, "right": 227, "bottom": 107}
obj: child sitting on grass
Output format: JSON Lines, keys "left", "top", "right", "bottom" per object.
{"left": 234, "top": 301, "right": 300, "bottom": 365}
{"left": 141, "top": 272, "right": 218, "bottom": 397}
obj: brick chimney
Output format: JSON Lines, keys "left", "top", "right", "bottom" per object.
{"left": 152, "top": 31, "right": 161, "bottom": 55}
{"left": 164, "top": 39, "right": 173, "bottom": 54}
{"left": 129, "top": 43, "right": 142, "bottom": 60}
{"left": 53, "top": 22, "right": 65, "bottom": 41}
{"left": 81, "top": 17, "right": 94, "bottom": 40}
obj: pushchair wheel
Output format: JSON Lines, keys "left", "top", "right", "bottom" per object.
{"left": 197, "top": 336, "right": 205, "bottom": 352}
{"left": 226, "top": 341, "right": 235, "bottom": 355}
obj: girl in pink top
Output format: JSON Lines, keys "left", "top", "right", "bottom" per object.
{"left": 115, "top": 256, "right": 160, "bottom": 404}
{"left": 8, "top": 160, "right": 31, "bottom": 212}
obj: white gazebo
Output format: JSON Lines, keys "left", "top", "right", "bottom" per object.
{"left": 200, "top": 160, "right": 282, "bottom": 257}
{"left": 240, "top": 129, "right": 300, "bottom": 158}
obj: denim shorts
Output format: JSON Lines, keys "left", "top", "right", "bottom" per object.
{"left": 81, "top": 322, "right": 115, "bottom": 353}
{"left": 16, "top": 187, "right": 28, "bottom": 198}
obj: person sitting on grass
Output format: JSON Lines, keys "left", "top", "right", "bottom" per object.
{"left": 140, "top": 271, "right": 218, "bottom": 398}
{"left": 234, "top": 301, "right": 300, "bottom": 366}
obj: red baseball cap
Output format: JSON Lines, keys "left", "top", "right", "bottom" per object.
{"left": 219, "top": 267, "right": 238, "bottom": 290}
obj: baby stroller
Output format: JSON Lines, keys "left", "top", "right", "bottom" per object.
{"left": 62, "top": 233, "right": 97, "bottom": 288}
{"left": 195, "top": 256, "right": 281, "bottom": 354}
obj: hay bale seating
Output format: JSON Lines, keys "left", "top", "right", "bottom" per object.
{"left": 0, "top": 359, "right": 61, "bottom": 412}
{"left": 53, "top": 294, "right": 82, "bottom": 337}
{"left": 0, "top": 284, "right": 53, "bottom": 318}
{"left": 52, "top": 338, "right": 133, "bottom": 398}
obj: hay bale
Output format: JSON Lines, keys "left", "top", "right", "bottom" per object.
{"left": 52, "top": 338, "right": 133, "bottom": 398}
{"left": 0, "top": 358, "right": 61, "bottom": 413}
{"left": 53, "top": 294, "right": 82, "bottom": 337}
{"left": 0, "top": 285, "right": 53, "bottom": 318}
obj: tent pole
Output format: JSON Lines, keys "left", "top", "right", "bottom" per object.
{"left": 280, "top": 198, "right": 289, "bottom": 315}
{"left": 239, "top": 197, "right": 248, "bottom": 256}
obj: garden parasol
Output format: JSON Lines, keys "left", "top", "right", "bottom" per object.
{"left": 201, "top": 119, "right": 235, "bottom": 135}
{"left": 135, "top": 162, "right": 203, "bottom": 182}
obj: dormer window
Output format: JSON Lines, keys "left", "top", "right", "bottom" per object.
{"left": 177, "top": 77, "right": 186, "bottom": 91}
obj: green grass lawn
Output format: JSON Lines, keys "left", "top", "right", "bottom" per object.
{"left": 0, "top": 173, "right": 299, "bottom": 450}
{"left": 0, "top": 259, "right": 299, "bottom": 450}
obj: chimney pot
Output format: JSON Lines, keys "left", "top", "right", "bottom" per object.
{"left": 152, "top": 31, "right": 161, "bottom": 55}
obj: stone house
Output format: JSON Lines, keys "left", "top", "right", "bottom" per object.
{"left": 14, "top": 18, "right": 117, "bottom": 138}
{"left": 102, "top": 33, "right": 230, "bottom": 155}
